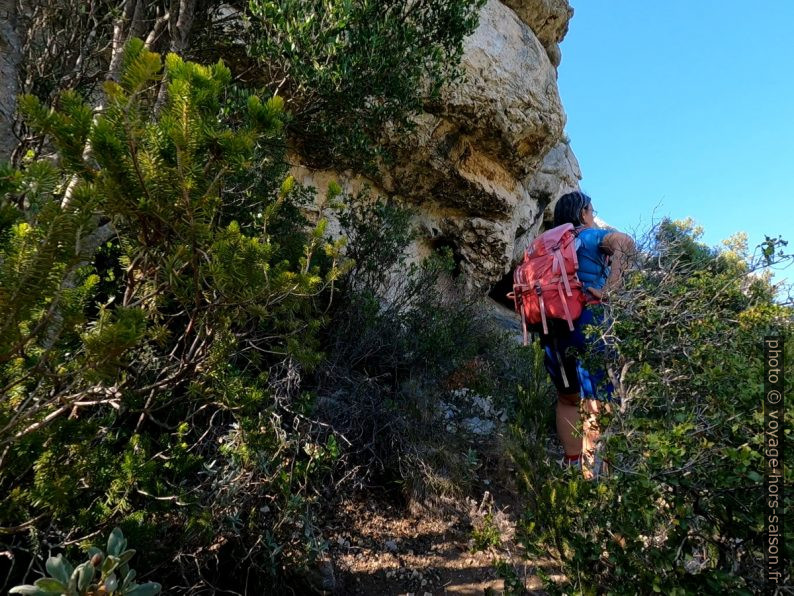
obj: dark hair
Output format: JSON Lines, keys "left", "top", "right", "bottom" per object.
{"left": 553, "top": 191, "right": 592, "bottom": 227}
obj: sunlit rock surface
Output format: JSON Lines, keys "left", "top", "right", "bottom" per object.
{"left": 293, "top": 0, "right": 580, "bottom": 289}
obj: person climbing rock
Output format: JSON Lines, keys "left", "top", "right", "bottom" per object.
{"left": 542, "top": 191, "right": 634, "bottom": 479}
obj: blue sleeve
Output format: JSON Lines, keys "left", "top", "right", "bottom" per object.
{"left": 577, "top": 228, "right": 612, "bottom": 291}
{"left": 596, "top": 228, "right": 611, "bottom": 252}
{"left": 580, "top": 228, "right": 611, "bottom": 252}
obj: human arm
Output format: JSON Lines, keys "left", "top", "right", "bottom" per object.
{"left": 594, "top": 231, "right": 635, "bottom": 298}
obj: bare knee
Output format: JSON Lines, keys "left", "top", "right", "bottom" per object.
{"left": 558, "top": 392, "right": 580, "bottom": 407}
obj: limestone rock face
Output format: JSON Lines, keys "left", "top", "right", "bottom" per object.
{"left": 515, "top": 139, "right": 581, "bottom": 260}
{"left": 382, "top": 0, "right": 565, "bottom": 198}
{"left": 441, "top": 0, "right": 565, "bottom": 180}
{"left": 292, "top": 0, "right": 579, "bottom": 290}
{"left": 501, "top": 0, "right": 573, "bottom": 67}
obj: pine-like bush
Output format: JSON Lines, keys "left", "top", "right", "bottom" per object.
{"left": 1, "top": 39, "right": 343, "bottom": 591}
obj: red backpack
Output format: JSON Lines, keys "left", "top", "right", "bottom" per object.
{"left": 508, "top": 223, "right": 586, "bottom": 345}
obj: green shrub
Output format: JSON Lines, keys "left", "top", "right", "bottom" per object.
{"left": 315, "top": 196, "right": 539, "bottom": 501}
{"left": 494, "top": 558, "right": 529, "bottom": 595}
{"left": 0, "top": 40, "right": 342, "bottom": 592}
{"left": 10, "top": 527, "right": 160, "bottom": 596}
{"left": 516, "top": 220, "right": 793, "bottom": 594}
{"left": 246, "top": 0, "right": 486, "bottom": 170}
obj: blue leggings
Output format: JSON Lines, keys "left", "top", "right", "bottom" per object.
{"left": 539, "top": 307, "right": 615, "bottom": 402}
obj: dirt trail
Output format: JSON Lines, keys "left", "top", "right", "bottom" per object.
{"left": 312, "top": 372, "right": 563, "bottom": 595}
{"left": 323, "top": 478, "right": 559, "bottom": 595}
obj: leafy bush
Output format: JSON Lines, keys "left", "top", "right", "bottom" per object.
{"left": 515, "top": 220, "right": 793, "bottom": 593}
{"left": 494, "top": 558, "right": 529, "bottom": 596}
{"left": 0, "top": 40, "right": 343, "bottom": 592}
{"left": 314, "top": 196, "right": 537, "bottom": 501}
{"left": 246, "top": 0, "right": 486, "bottom": 170}
{"left": 10, "top": 527, "right": 160, "bottom": 596}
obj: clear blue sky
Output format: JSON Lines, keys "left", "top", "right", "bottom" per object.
{"left": 557, "top": 1, "right": 793, "bottom": 275}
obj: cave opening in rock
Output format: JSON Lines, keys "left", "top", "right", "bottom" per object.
{"left": 488, "top": 268, "right": 516, "bottom": 310}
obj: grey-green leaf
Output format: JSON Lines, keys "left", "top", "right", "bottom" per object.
{"left": 34, "top": 578, "right": 66, "bottom": 592}
{"left": 107, "top": 527, "right": 126, "bottom": 556}
{"left": 126, "top": 581, "right": 162, "bottom": 595}
{"left": 103, "top": 572, "right": 118, "bottom": 592}
{"left": 45, "top": 554, "right": 74, "bottom": 584}
{"left": 118, "top": 562, "right": 130, "bottom": 581}
{"left": 77, "top": 562, "right": 95, "bottom": 592}
{"left": 68, "top": 566, "right": 80, "bottom": 592}
{"left": 102, "top": 554, "right": 120, "bottom": 575}
{"left": 122, "top": 568, "right": 137, "bottom": 589}
{"left": 9, "top": 586, "right": 49, "bottom": 595}
{"left": 118, "top": 549, "right": 136, "bottom": 565}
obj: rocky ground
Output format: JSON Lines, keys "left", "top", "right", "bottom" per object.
{"left": 320, "top": 470, "right": 561, "bottom": 595}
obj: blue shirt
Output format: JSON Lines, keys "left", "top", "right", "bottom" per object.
{"left": 575, "top": 227, "right": 611, "bottom": 291}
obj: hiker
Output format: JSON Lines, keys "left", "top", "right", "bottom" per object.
{"left": 542, "top": 191, "right": 634, "bottom": 479}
